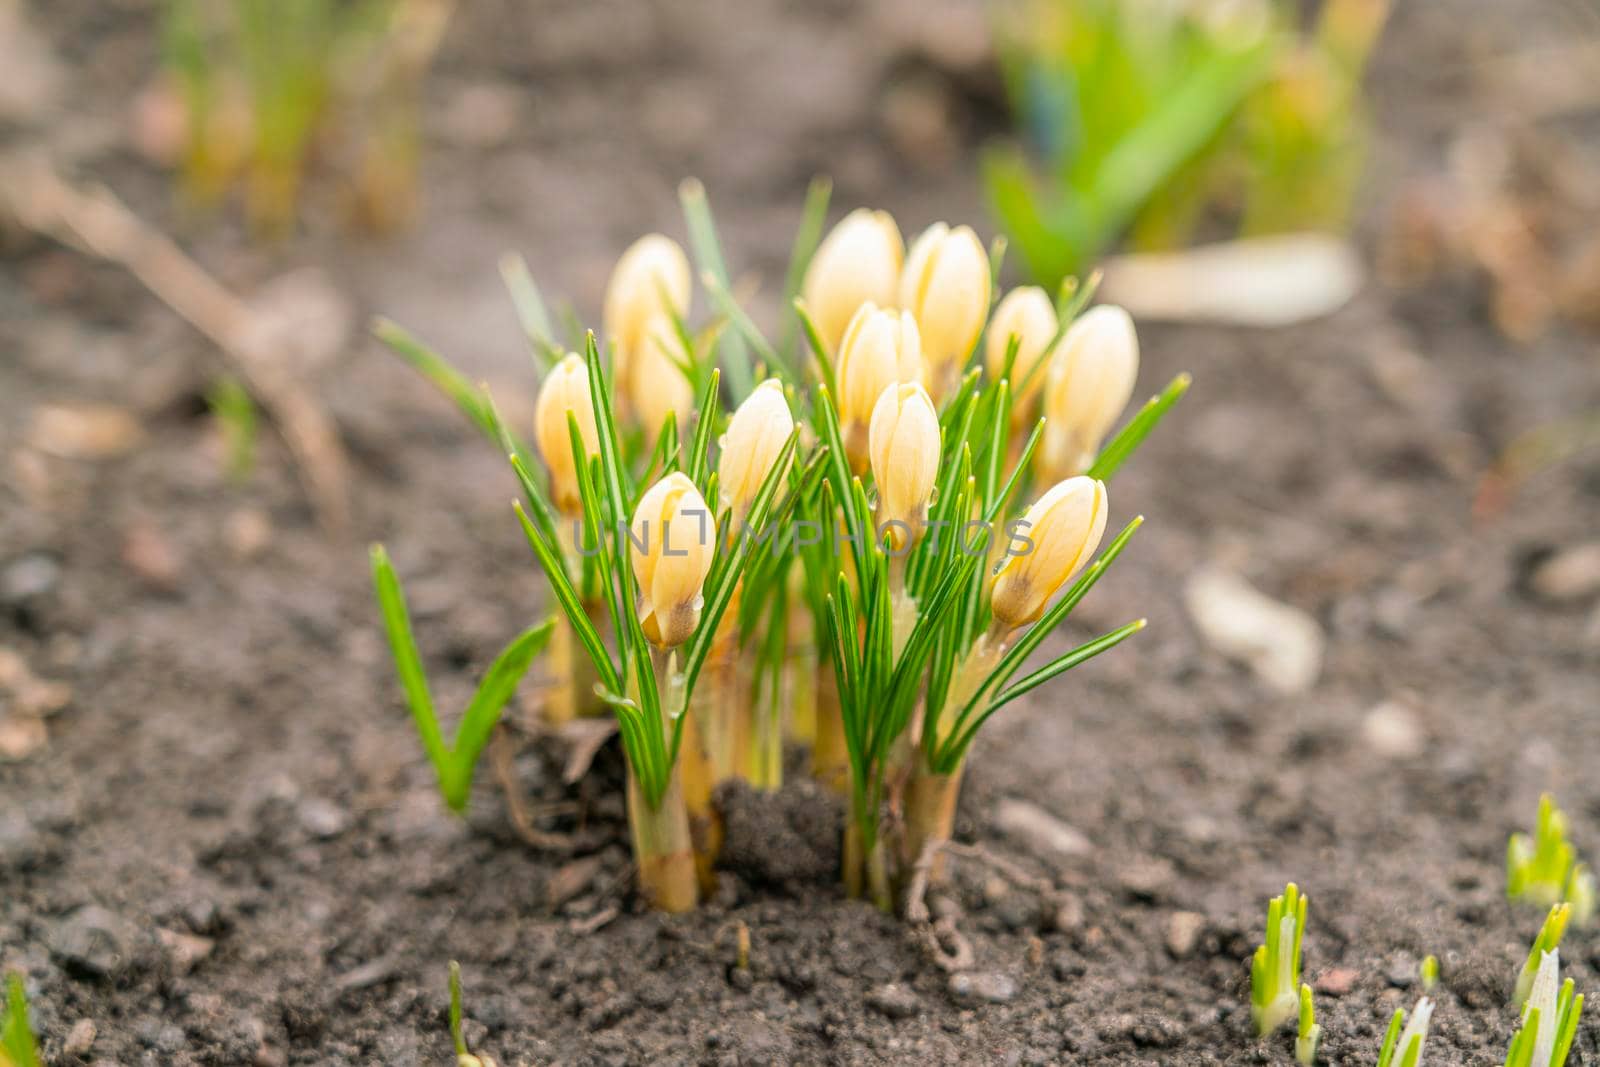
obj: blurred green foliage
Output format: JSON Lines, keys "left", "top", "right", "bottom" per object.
{"left": 161, "top": 0, "right": 449, "bottom": 237}
{"left": 984, "top": 0, "right": 1389, "bottom": 289}
{"left": 1, "top": 974, "right": 40, "bottom": 1067}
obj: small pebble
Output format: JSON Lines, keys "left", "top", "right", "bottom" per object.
{"left": 1386, "top": 954, "right": 1417, "bottom": 988}
{"left": 1116, "top": 856, "right": 1175, "bottom": 900}
{"left": 1051, "top": 894, "right": 1084, "bottom": 933}
{"left": 297, "top": 798, "right": 351, "bottom": 840}
{"left": 1184, "top": 567, "right": 1324, "bottom": 693}
{"left": 867, "top": 983, "right": 921, "bottom": 1019}
{"left": 157, "top": 927, "right": 215, "bottom": 973}
{"left": 120, "top": 519, "right": 181, "bottom": 591}
{"left": 993, "top": 799, "right": 1091, "bottom": 863}
{"left": 64, "top": 1018, "right": 96, "bottom": 1056}
{"left": 1166, "top": 911, "right": 1206, "bottom": 959}
{"left": 26, "top": 403, "right": 145, "bottom": 459}
{"left": 1363, "top": 701, "right": 1425, "bottom": 759}
{"left": 1315, "top": 967, "right": 1360, "bottom": 996}
{"left": 1528, "top": 543, "right": 1600, "bottom": 604}
{"left": 51, "top": 905, "right": 139, "bottom": 979}
{"left": 949, "top": 971, "right": 1018, "bottom": 1004}
{"left": 0, "top": 810, "right": 46, "bottom": 869}
{"left": 1, "top": 553, "right": 60, "bottom": 606}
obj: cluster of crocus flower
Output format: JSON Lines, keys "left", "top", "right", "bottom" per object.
{"left": 375, "top": 185, "right": 1181, "bottom": 915}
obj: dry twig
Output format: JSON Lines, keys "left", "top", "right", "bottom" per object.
{"left": 0, "top": 154, "right": 351, "bottom": 533}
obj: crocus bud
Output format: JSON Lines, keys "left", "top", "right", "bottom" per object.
{"left": 985, "top": 286, "right": 1059, "bottom": 410}
{"left": 868, "top": 382, "right": 940, "bottom": 546}
{"left": 630, "top": 472, "right": 716, "bottom": 648}
{"left": 899, "top": 223, "right": 990, "bottom": 398}
{"left": 627, "top": 312, "right": 693, "bottom": 445}
{"left": 1040, "top": 305, "right": 1139, "bottom": 478}
{"left": 801, "top": 208, "right": 903, "bottom": 353}
{"left": 534, "top": 353, "right": 601, "bottom": 513}
{"left": 991, "top": 476, "right": 1108, "bottom": 629}
{"left": 718, "top": 378, "right": 794, "bottom": 523}
{"left": 835, "top": 303, "right": 923, "bottom": 470}
{"left": 603, "top": 234, "right": 691, "bottom": 389}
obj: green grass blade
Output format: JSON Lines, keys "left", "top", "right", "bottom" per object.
{"left": 374, "top": 316, "right": 495, "bottom": 437}
{"left": 2, "top": 973, "right": 40, "bottom": 1067}
{"left": 447, "top": 620, "right": 554, "bottom": 806}
{"left": 448, "top": 961, "right": 467, "bottom": 1057}
{"left": 700, "top": 270, "right": 798, "bottom": 386}
{"left": 370, "top": 544, "right": 450, "bottom": 787}
{"left": 679, "top": 178, "right": 753, "bottom": 397}
{"left": 946, "top": 619, "right": 1145, "bottom": 769}
{"left": 686, "top": 367, "right": 722, "bottom": 491}
{"left": 793, "top": 299, "right": 837, "bottom": 399}
{"left": 511, "top": 499, "right": 620, "bottom": 696}
{"left": 778, "top": 176, "right": 833, "bottom": 357}
{"left": 681, "top": 431, "right": 800, "bottom": 699}
{"left": 1087, "top": 373, "right": 1191, "bottom": 481}
{"left": 498, "top": 252, "right": 561, "bottom": 370}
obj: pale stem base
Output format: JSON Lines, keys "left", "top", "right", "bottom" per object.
{"left": 625, "top": 763, "right": 697, "bottom": 913}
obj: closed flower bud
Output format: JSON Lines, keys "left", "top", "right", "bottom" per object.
{"left": 801, "top": 208, "right": 903, "bottom": 353}
{"left": 630, "top": 472, "right": 715, "bottom": 648}
{"left": 718, "top": 378, "right": 794, "bottom": 523}
{"left": 868, "top": 382, "right": 941, "bottom": 544}
{"left": 534, "top": 353, "right": 601, "bottom": 513}
{"left": 628, "top": 312, "right": 693, "bottom": 445}
{"left": 985, "top": 286, "right": 1059, "bottom": 409}
{"left": 603, "top": 234, "right": 691, "bottom": 389}
{"left": 835, "top": 303, "right": 923, "bottom": 469}
{"left": 899, "top": 223, "right": 990, "bottom": 397}
{"left": 991, "top": 477, "right": 1109, "bottom": 629}
{"left": 1040, "top": 305, "right": 1139, "bottom": 477}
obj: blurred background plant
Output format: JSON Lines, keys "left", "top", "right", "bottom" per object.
{"left": 983, "top": 0, "right": 1389, "bottom": 290}
{"left": 148, "top": 0, "right": 453, "bottom": 237}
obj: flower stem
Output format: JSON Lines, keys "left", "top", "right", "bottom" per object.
{"left": 811, "top": 664, "right": 850, "bottom": 794}
{"left": 842, "top": 803, "right": 894, "bottom": 913}
{"left": 625, "top": 759, "right": 698, "bottom": 913}
{"left": 652, "top": 644, "right": 719, "bottom": 895}
{"left": 904, "top": 755, "right": 965, "bottom": 884}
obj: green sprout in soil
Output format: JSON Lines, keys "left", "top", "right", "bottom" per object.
{"left": 447, "top": 961, "right": 496, "bottom": 1067}
{"left": 1508, "top": 794, "right": 1596, "bottom": 923}
{"left": 1421, "top": 954, "right": 1439, "bottom": 991}
{"left": 1375, "top": 997, "right": 1434, "bottom": 1067}
{"left": 1515, "top": 904, "right": 1572, "bottom": 1009}
{"left": 1504, "top": 949, "right": 1583, "bottom": 1067}
{"left": 370, "top": 545, "right": 553, "bottom": 814}
{"left": 158, "top": 0, "right": 451, "bottom": 236}
{"left": 1252, "top": 882, "right": 1308, "bottom": 1036}
{"left": 0, "top": 974, "right": 40, "bottom": 1067}
{"left": 207, "top": 375, "right": 258, "bottom": 482}
{"left": 1295, "top": 983, "right": 1321, "bottom": 1065}
{"left": 984, "top": 0, "right": 1391, "bottom": 289}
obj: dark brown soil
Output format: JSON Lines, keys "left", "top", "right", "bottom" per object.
{"left": 4, "top": 0, "right": 1600, "bottom": 1064}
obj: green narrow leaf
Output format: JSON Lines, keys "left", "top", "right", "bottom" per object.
{"left": 1087, "top": 372, "right": 1192, "bottom": 481}
{"left": 679, "top": 178, "right": 753, "bottom": 396}
{"left": 778, "top": 176, "right": 833, "bottom": 357}
{"left": 700, "top": 270, "right": 799, "bottom": 386}
{"left": 680, "top": 431, "right": 800, "bottom": 699}
{"left": 511, "top": 497, "right": 619, "bottom": 696}
{"left": 370, "top": 545, "right": 450, "bottom": 784}
{"left": 374, "top": 316, "right": 495, "bottom": 437}
{"left": 686, "top": 367, "right": 723, "bottom": 491}
{"left": 448, "top": 961, "right": 468, "bottom": 1057}
{"left": 2, "top": 973, "right": 40, "bottom": 1067}
{"left": 497, "top": 252, "right": 562, "bottom": 369}
{"left": 446, "top": 620, "right": 554, "bottom": 806}
{"left": 793, "top": 299, "right": 838, "bottom": 399}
